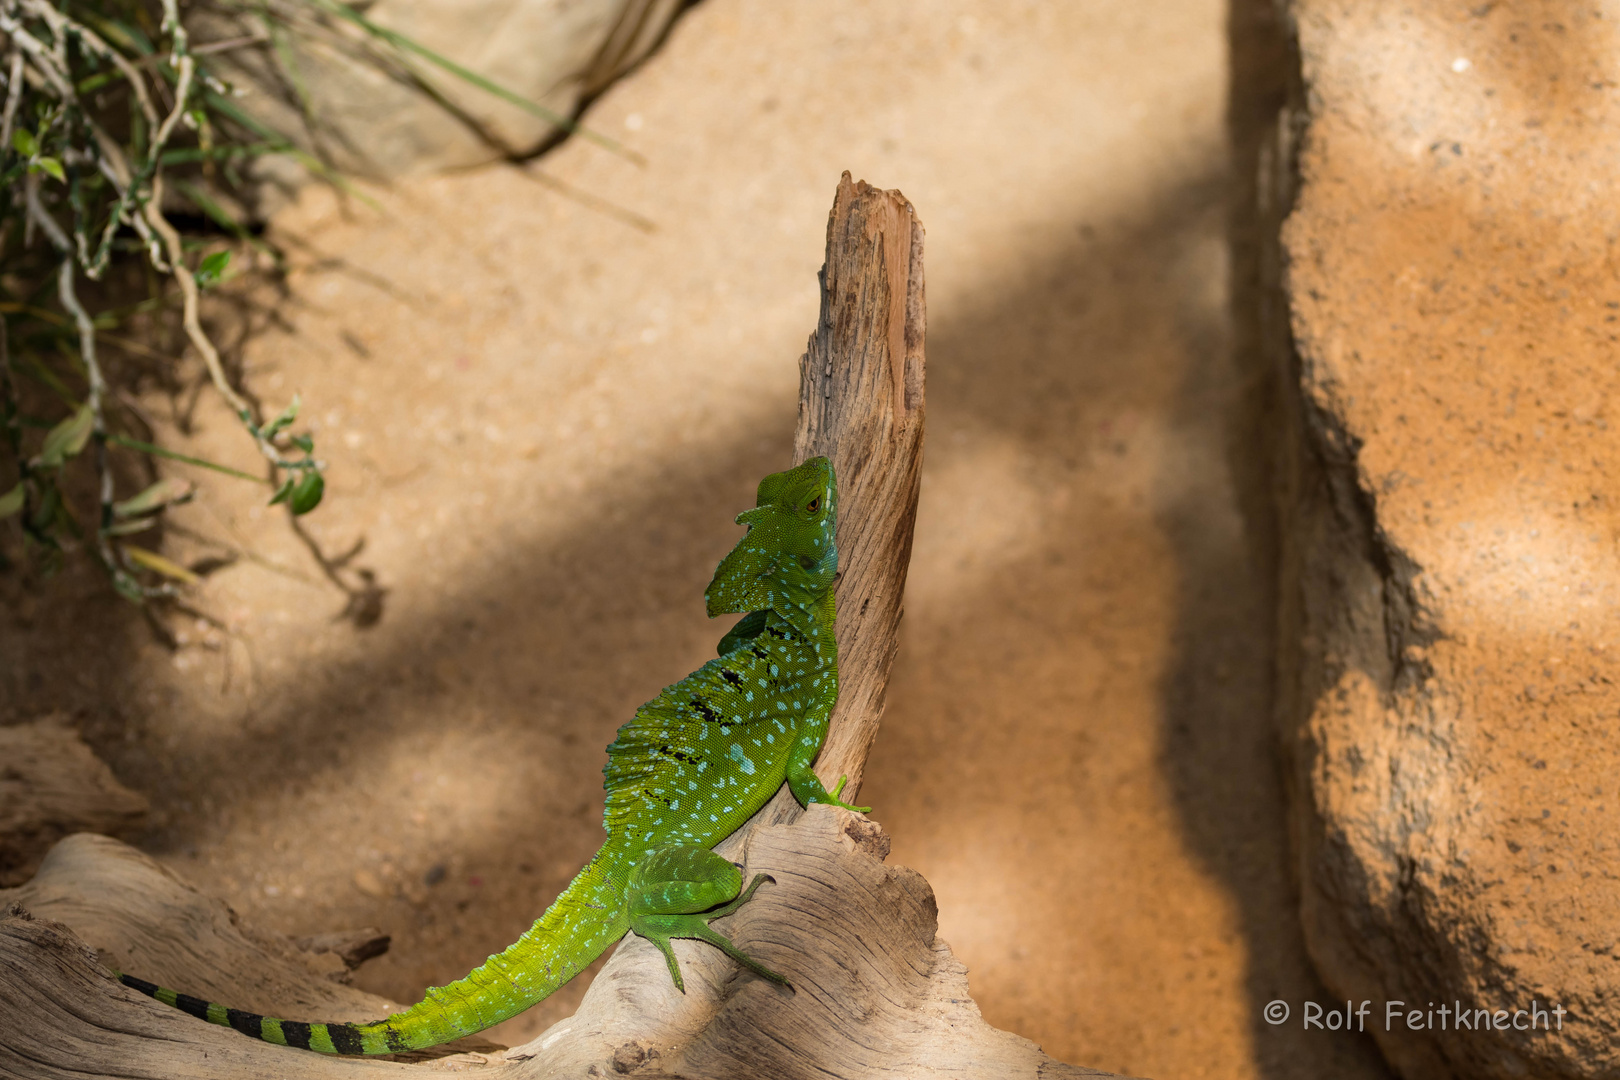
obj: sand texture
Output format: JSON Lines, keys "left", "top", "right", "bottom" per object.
{"left": 1, "top": 2, "right": 1406, "bottom": 1077}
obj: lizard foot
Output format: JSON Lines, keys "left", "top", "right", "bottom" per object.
{"left": 627, "top": 847, "right": 793, "bottom": 993}
{"left": 822, "top": 774, "right": 872, "bottom": 814}
{"left": 790, "top": 770, "right": 872, "bottom": 814}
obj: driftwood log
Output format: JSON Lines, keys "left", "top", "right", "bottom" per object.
{"left": 0, "top": 175, "right": 1117, "bottom": 1080}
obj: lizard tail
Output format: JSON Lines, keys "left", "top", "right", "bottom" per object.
{"left": 113, "top": 854, "right": 631, "bottom": 1055}
{"left": 114, "top": 971, "right": 385, "bottom": 1054}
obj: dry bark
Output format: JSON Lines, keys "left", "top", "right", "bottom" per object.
{"left": 294, "top": 929, "right": 394, "bottom": 974}
{"left": 793, "top": 172, "right": 927, "bottom": 802}
{"left": 0, "top": 176, "right": 1117, "bottom": 1080}
{"left": 1, "top": 834, "right": 401, "bottom": 1037}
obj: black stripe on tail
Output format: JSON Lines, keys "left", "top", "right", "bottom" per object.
{"left": 117, "top": 972, "right": 369, "bottom": 1055}
{"left": 227, "top": 1008, "right": 265, "bottom": 1039}
{"left": 328, "top": 1022, "right": 365, "bottom": 1055}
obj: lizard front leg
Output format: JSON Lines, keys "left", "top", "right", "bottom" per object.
{"left": 786, "top": 706, "right": 871, "bottom": 813}
{"left": 626, "top": 846, "right": 791, "bottom": 992}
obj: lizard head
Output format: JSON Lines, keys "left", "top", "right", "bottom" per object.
{"left": 705, "top": 456, "right": 837, "bottom": 617}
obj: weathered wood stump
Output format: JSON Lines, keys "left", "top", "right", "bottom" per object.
{"left": 0, "top": 176, "right": 1119, "bottom": 1080}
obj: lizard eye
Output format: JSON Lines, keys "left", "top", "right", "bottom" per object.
{"left": 806, "top": 495, "right": 820, "bottom": 513}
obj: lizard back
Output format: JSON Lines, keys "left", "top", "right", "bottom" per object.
{"left": 114, "top": 457, "right": 843, "bottom": 1054}
{"left": 605, "top": 607, "right": 834, "bottom": 855}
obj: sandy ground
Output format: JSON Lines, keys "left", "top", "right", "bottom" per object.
{"left": 2, "top": 3, "right": 1401, "bottom": 1078}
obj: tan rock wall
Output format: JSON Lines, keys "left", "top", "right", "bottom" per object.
{"left": 1276, "top": 1, "right": 1620, "bottom": 1076}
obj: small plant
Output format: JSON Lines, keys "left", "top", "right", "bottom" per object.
{"left": 0, "top": 0, "right": 639, "bottom": 604}
{"left": 0, "top": 0, "right": 325, "bottom": 600}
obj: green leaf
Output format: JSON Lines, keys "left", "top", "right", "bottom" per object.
{"left": 33, "top": 157, "right": 65, "bottom": 182}
{"left": 105, "top": 517, "right": 157, "bottom": 536}
{"left": 37, "top": 404, "right": 94, "bottom": 467}
{"left": 30, "top": 482, "right": 61, "bottom": 531}
{"left": 77, "top": 71, "right": 120, "bottom": 95}
{"left": 114, "top": 477, "right": 195, "bottom": 518}
{"left": 290, "top": 433, "right": 313, "bottom": 453}
{"left": 268, "top": 476, "right": 295, "bottom": 506}
{"left": 264, "top": 395, "right": 300, "bottom": 438}
{"left": 0, "top": 483, "right": 23, "bottom": 519}
{"left": 194, "top": 250, "right": 231, "bottom": 288}
{"left": 11, "top": 129, "right": 38, "bottom": 157}
{"left": 288, "top": 471, "right": 324, "bottom": 515}
{"left": 106, "top": 433, "right": 269, "bottom": 484}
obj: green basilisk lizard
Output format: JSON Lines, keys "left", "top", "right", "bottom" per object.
{"left": 115, "top": 456, "right": 867, "bottom": 1055}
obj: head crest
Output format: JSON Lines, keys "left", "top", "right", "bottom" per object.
{"left": 705, "top": 457, "right": 836, "bottom": 617}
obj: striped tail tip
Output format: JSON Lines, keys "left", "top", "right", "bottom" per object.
{"left": 114, "top": 971, "right": 384, "bottom": 1055}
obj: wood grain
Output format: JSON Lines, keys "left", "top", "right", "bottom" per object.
{"left": 794, "top": 171, "right": 927, "bottom": 802}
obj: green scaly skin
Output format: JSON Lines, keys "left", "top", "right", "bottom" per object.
{"left": 114, "top": 457, "right": 866, "bottom": 1055}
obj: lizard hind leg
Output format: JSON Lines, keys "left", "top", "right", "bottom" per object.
{"left": 626, "top": 846, "right": 792, "bottom": 993}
